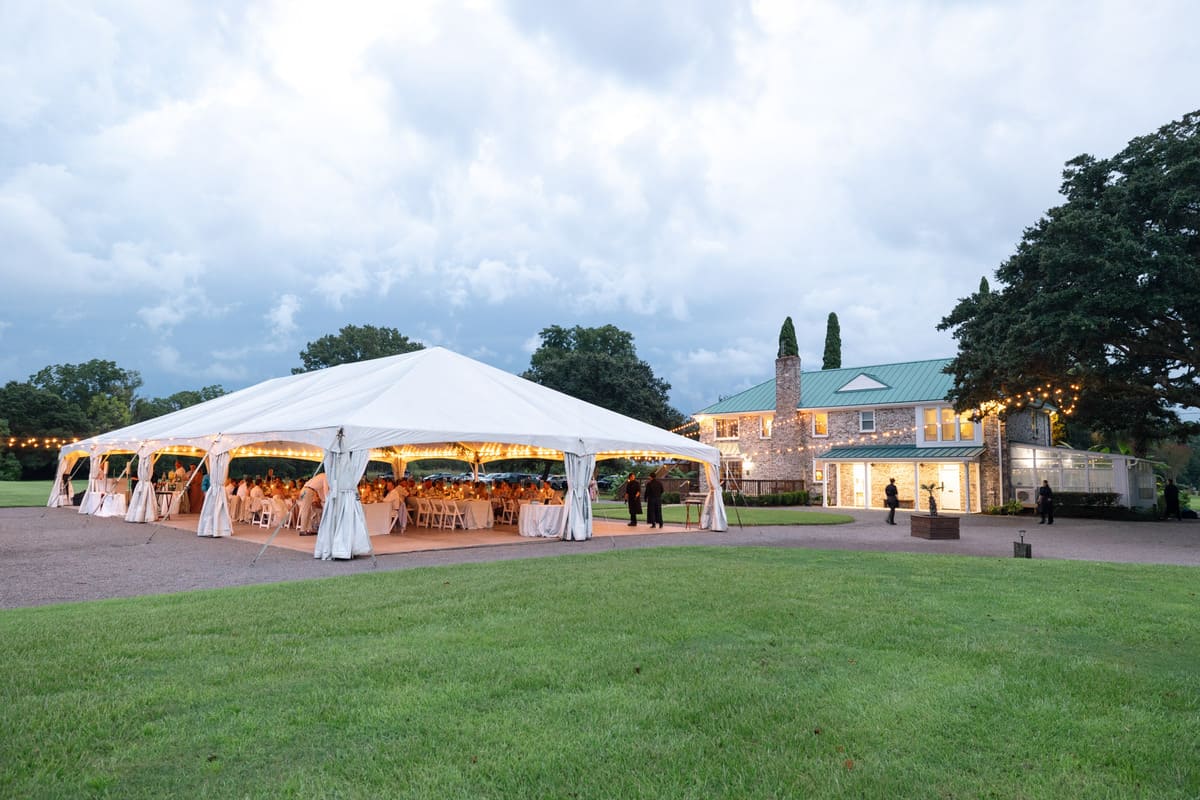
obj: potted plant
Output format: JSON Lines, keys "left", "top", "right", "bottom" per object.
{"left": 919, "top": 482, "right": 943, "bottom": 516}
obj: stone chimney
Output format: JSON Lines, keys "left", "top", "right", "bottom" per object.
{"left": 775, "top": 354, "right": 800, "bottom": 421}
{"left": 773, "top": 354, "right": 802, "bottom": 481}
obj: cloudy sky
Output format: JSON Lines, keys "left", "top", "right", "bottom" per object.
{"left": 2, "top": 0, "right": 1197, "bottom": 415}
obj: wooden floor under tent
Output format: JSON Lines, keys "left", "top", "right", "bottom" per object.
{"left": 156, "top": 513, "right": 690, "bottom": 555}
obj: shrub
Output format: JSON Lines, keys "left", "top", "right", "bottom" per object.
{"left": 722, "top": 490, "right": 811, "bottom": 507}
{"left": 0, "top": 452, "right": 22, "bottom": 481}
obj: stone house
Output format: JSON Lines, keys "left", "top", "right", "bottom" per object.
{"left": 693, "top": 354, "right": 1157, "bottom": 513}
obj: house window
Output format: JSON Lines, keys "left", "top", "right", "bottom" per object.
{"left": 760, "top": 415, "right": 773, "bottom": 438}
{"left": 722, "top": 460, "right": 743, "bottom": 482}
{"left": 923, "top": 408, "right": 938, "bottom": 441}
{"left": 921, "top": 406, "right": 979, "bottom": 444}
{"left": 715, "top": 418, "right": 739, "bottom": 439}
{"left": 941, "top": 408, "right": 956, "bottom": 441}
{"left": 859, "top": 410, "right": 875, "bottom": 432}
{"left": 813, "top": 412, "right": 828, "bottom": 437}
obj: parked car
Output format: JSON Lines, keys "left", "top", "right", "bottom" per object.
{"left": 547, "top": 475, "right": 568, "bottom": 490}
{"left": 595, "top": 476, "right": 619, "bottom": 492}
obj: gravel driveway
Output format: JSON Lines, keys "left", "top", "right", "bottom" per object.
{"left": 2, "top": 507, "right": 1196, "bottom": 609}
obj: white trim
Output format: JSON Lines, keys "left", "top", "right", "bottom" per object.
{"left": 837, "top": 374, "right": 889, "bottom": 392}
{"left": 812, "top": 411, "right": 829, "bottom": 438}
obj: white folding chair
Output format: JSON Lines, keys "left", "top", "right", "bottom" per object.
{"left": 414, "top": 498, "right": 436, "bottom": 528}
{"left": 442, "top": 499, "right": 466, "bottom": 530}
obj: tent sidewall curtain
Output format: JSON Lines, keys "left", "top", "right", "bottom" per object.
{"left": 314, "top": 447, "right": 373, "bottom": 561}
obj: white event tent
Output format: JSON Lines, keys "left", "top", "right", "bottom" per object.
{"left": 53, "top": 347, "right": 727, "bottom": 559}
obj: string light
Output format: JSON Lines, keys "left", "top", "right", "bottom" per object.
{"left": 3, "top": 436, "right": 82, "bottom": 449}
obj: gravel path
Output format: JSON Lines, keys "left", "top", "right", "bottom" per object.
{"left": 2, "top": 507, "right": 1196, "bottom": 609}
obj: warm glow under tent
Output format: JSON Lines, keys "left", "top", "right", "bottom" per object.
{"left": 53, "top": 347, "right": 727, "bottom": 558}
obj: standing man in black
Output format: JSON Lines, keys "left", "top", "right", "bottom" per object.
{"left": 884, "top": 478, "right": 899, "bottom": 525}
{"left": 645, "top": 472, "right": 665, "bottom": 529}
{"left": 1038, "top": 480, "right": 1054, "bottom": 525}
{"left": 623, "top": 473, "right": 643, "bottom": 527}
{"left": 1163, "top": 478, "right": 1182, "bottom": 520}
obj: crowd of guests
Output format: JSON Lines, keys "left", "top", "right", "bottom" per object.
{"left": 154, "top": 462, "right": 567, "bottom": 532}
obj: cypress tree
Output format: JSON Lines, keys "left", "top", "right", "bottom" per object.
{"left": 778, "top": 317, "right": 798, "bottom": 358}
{"left": 822, "top": 313, "right": 841, "bottom": 370}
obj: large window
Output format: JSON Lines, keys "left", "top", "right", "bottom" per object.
{"left": 715, "top": 418, "right": 739, "bottom": 439}
{"left": 813, "top": 412, "right": 828, "bottom": 437}
{"left": 921, "top": 406, "right": 977, "bottom": 444}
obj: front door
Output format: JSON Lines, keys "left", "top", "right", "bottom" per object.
{"left": 852, "top": 464, "right": 866, "bottom": 507}
{"left": 939, "top": 464, "right": 961, "bottom": 511}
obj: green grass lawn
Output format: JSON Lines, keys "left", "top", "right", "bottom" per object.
{"left": 592, "top": 501, "right": 853, "bottom": 526}
{"left": 0, "top": 479, "right": 85, "bottom": 508}
{"left": 1, "top": 548, "right": 1196, "bottom": 798}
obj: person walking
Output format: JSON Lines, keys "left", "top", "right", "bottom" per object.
{"left": 884, "top": 478, "right": 899, "bottom": 525}
{"left": 623, "top": 473, "right": 643, "bottom": 527}
{"left": 1163, "top": 478, "right": 1182, "bottom": 520}
{"left": 645, "top": 472, "right": 665, "bottom": 528}
{"left": 1037, "top": 480, "right": 1054, "bottom": 525}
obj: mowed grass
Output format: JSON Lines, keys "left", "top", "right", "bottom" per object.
{"left": 1, "top": 548, "right": 1196, "bottom": 799}
{"left": 0, "top": 479, "right": 85, "bottom": 508}
{"left": 592, "top": 501, "right": 853, "bottom": 526}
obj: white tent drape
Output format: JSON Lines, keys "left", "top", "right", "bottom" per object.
{"left": 563, "top": 452, "right": 594, "bottom": 541}
{"left": 390, "top": 457, "right": 406, "bottom": 482}
{"left": 125, "top": 451, "right": 159, "bottom": 523}
{"left": 314, "top": 446, "right": 372, "bottom": 560}
{"left": 700, "top": 461, "right": 728, "bottom": 531}
{"left": 197, "top": 451, "right": 233, "bottom": 537}
{"left": 79, "top": 455, "right": 105, "bottom": 515}
{"left": 47, "top": 453, "right": 80, "bottom": 508}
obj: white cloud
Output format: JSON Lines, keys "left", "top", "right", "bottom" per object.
{"left": 1, "top": 0, "right": 1197, "bottom": 405}
{"left": 266, "top": 293, "right": 302, "bottom": 338}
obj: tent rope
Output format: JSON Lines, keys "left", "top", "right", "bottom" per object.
{"left": 250, "top": 460, "right": 326, "bottom": 568}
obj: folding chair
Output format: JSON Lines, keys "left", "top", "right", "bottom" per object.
{"left": 442, "top": 499, "right": 466, "bottom": 530}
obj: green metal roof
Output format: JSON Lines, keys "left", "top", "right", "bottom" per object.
{"left": 695, "top": 358, "right": 954, "bottom": 415}
{"left": 817, "top": 444, "right": 985, "bottom": 460}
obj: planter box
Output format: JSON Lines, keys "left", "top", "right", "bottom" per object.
{"left": 910, "top": 515, "right": 960, "bottom": 539}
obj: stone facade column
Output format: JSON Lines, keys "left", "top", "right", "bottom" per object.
{"left": 767, "top": 355, "right": 805, "bottom": 484}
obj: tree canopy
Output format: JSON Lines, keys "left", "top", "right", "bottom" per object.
{"left": 939, "top": 109, "right": 1200, "bottom": 454}
{"left": 778, "top": 317, "right": 798, "bottom": 358}
{"left": 132, "top": 386, "right": 227, "bottom": 423}
{"left": 522, "top": 324, "right": 686, "bottom": 430}
{"left": 0, "top": 360, "right": 227, "bottom": 478}
{"left": 822, "top": 312, "right": 842, "bottom": 370}
{"left": 294, "top": 324, "right": 425, "bottom": 374}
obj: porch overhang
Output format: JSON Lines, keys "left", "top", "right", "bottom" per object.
{"left": 817, "top": 444, "right": 985, "bottom": 461}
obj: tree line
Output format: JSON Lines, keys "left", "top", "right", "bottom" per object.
{"left": 0, "top": 323, "right": 686, "bottom": 480}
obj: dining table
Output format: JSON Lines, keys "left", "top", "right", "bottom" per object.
{"left": 456, "top": 499, "right": 493, "bottom": 530}
{"left": 518, "top": 502, "right": 567, "bottom": 538}
{"left": 362, "top": 502, "right": 394, "bottom": 536}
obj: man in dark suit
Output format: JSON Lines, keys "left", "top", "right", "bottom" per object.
{"left": 645, "top": 473, "right": 665, "bottom": 529}
{"left": 623, "top": 474, "right": 642, "bottom": 526}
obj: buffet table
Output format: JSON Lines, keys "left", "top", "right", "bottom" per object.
{"left": 518, "top": 503, "right": 566, "bottom": 538}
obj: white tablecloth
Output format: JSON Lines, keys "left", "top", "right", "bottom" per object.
{"left": 518, "top": 503, "right": 566, "bottom": 538}
{"left": 95, "top": 491, "right": 127, "bottom": 518}
{"left": 457, "top": 499, "right": 493, "bottom": 530}
{"left": 363, "top": 502, "right": 393, "bottom": 536}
